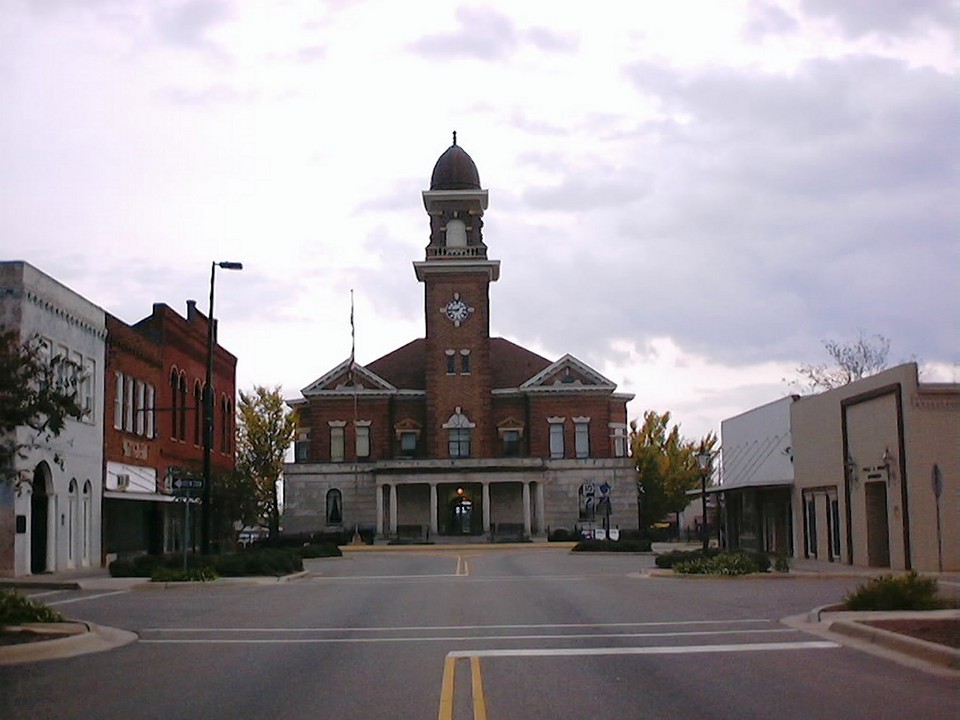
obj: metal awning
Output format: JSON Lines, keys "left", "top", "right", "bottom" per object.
{"left": 103, "top": 491, "right": 176, "bottom": 503}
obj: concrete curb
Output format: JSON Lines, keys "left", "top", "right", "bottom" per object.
{"left": 341, "top": 543, "right": 576, "bottom": 552}
{"left": 829, "top": 618, "right": 960, "bottom": 669}
{"left": 0, "top": 622, "right": 138, "bottom": 666}
{"left": 786, "top": 608, "right": 960, "bottom": 675}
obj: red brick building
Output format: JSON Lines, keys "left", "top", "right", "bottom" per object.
{"left": 283, "top": 140, "right": 635, "bottom": 540}
{"left": 103, "top": 301, "right": 236, "bottom": 559}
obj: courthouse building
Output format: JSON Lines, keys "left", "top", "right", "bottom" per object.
{"left": 283, "top": 139, "right": 635, "bottom": 540}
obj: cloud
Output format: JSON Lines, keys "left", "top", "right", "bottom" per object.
{"left": 743, "top": 1, "right": 800, "bottom": 41}
{"left": 799, "top": 0, "right": 956, "bottom": 38}
{"left": 410, "top": 6, "right": 578, "bottom": 60}
{"left": 483, "top": 53, "right": 958, "bottom": 375}
{"left": 154, "top": 0, "right": 230, "bottom": 50}
{"left": 411, "top": 6, "right": 518, "bottom": 60}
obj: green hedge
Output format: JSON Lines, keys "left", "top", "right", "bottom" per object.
{"left": 674, "top": 552, "right": 762, "bottom": 576}
{"left": 1, "top": 590, "right": 64, "bottom": 626}
{"left": 655, "top": 548, "right": 772, "bottom": 572}
{"left": 298, "top": 543, "right": 343, "bottom": 559}
{"left": 572, "top": 538, "right": 652, "bottom": 552}
{"left": 844, "top": 572, "right": 944, "bottom": 611}
{"left": 110, "top": 547, "right": 305, "bottom": 579}
{"left": 151, "top": 567, "right": 219, "bottom": 583}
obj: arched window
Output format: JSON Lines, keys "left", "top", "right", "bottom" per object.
{"left": 443, "top": 407, "right": 475, "bottom": 458}
{"left": 170, "top": 368, "right": 180, "bottom": 439}
{"left": 178, "top": 372, "right": 188, "bottom": 441}
{"left": 194, "top": 381, "right": 203, "bottom": 446}
{"left": 81, "top": 480, "right": 92, "bottom": 566}
{"left": 445, "top": 218, "right": 467, "bottom": 247}
{"left": 226, "top": 399, "right": 233, "bottom": 453}
{"left": 220, "top": 395, "right": 229, "bottom": 453}
{"left": 326, "top": 489, "right": 343, "bottom": 525}
{"left": 67, "top": 479, "right": 78, "bottom": 566}
{"left": 578, "top": 483, "right": 596, "bottom": 521}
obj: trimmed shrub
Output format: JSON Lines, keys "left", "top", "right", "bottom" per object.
{"left": 674, "top": 552, "right": 762, "bottom": 576}
{"left": 843, "top": 572, "right": 944, "bottom": 611}
{"left": 298, "top": 543, "right": 343, "bottom": 559}
{"left": 548, "top": 528, "right": 577, "bottom": 542}
{"left": 213, "top": 548, "right": 303, "bottom": 576}
{"left": 0, "top": 590, "right": 64, "bottom": 626}
{"left": 572, "top": 538, "right": 652, "bottom": 552}
{"left": 151, "top": 566, "right": 219, "bottom": 583}
{"left": 109, "top": 553, "right": 168, "bottom": 578}
{"left": 654, "top": 548, "right": 721, "bottom": 569}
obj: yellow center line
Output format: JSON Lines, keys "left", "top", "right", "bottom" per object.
{"left": 470, "top": 656, "right": 488, "bottom": 720}
{"left": 438, "top": 655, "right": 457, "bottom": 720}
{"left": 463, "top": 559, "right": 470, "bottom": 576}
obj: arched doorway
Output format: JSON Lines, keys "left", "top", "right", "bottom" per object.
{"left": 449, "top": 495, "right": 474, "bottom": 535}
{"left": 31, "top": 463, "right": 52, "bottom": 574}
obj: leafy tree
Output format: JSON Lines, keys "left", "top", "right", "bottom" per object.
{"left": 235, "top": 386, "right": 297, "bottom": 539}
{"left": 631, "top": 410, "right": 717, "bottom": 538}
{"left": 0, "top": 330, "right": 86, "bottom": 487}
{"left": 791, "top": 331, "right": 890, "bottom": 393}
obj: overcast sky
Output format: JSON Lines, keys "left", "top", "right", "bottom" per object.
{"left": 1, "top": 0, "right": 956, "bottom": 441}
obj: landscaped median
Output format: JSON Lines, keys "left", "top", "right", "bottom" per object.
{"left": 648, "top": 548, "right": 787, "bottom": 576}
{"left": 0, "top": 590, "right": 137, "bottom": 664}
{"left": 108, "top": 544, "right": 341, "bottom": 583}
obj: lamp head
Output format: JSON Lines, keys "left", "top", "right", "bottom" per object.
{"left": 217, "top": 261, "right": 243, "bottom": 270}
{"left": 695, "top": 449, "right": 712, "bottom": 471}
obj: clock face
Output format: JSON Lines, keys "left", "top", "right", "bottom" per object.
{"left": 445, "top": 299, "right": 469, "bottom": 322}
{"left": 442, "top": 293, "right": 473, "bottom": 326}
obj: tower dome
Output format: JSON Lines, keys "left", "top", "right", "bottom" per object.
{"left": 429, "top": 132, "right": 480, "bottom": 191}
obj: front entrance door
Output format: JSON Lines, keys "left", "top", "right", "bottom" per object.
{"left": 450, "top": 496, "right": 474, "bottom": 535}
{"left": 31, "top": 487, "right": 48, "bottom": 574}
{"left": 865, "top": 481, "right": 891, "bottom": 567}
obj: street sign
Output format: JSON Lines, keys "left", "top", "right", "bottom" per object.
{"left": 172, "top": 477, "right": 204, "bottom": 491}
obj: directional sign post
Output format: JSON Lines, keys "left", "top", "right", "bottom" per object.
{"left": 168, "top": 468, "right": 204, "bottom": 570}
{"left": 172, "top": 477, "right": 205, "bottom": 493}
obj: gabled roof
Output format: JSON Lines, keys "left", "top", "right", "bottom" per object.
{"left": 301, "top": 358, "right": 397, "bottom": 396}
{"left": 366, "top": 339, "right": 426, "bottom": 390}
{"left": 519, "top": 353, "right": 616, "bottom": 392}
{"left": 490, "top": 338, "right": 552, "bottom": 388}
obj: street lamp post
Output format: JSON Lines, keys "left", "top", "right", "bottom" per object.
{"left": 201, "top": 260, "right": 243, "bottom": 555}
{"left": 695, "top": 447, "right": 712, "bottom": 552}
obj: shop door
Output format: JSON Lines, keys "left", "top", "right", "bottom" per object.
{"left": 865, "top": 482, "right": 891, "bottom": 568}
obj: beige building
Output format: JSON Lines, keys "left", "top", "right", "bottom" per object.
{"left": 791, "top": 363, "right": 958, "bottom": 572}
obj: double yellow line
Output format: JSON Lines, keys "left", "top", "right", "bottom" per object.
{"left": 438, "top": 654, "right": 487, "bottom": 720}
{"left": 455, "top": 555, "right": 470, "bottom": 576}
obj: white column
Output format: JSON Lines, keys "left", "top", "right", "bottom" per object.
{"left": 46, "top": 495, "right": 57, "bottom": 572}
{"left": 482, "top": 482, "right": 491, "bottom": 534}
{"left": 522, "top": 482, "right": 532, "bottom": 536}
{"left": 376, "top": 484, "right": 384, "bottom": 536}
{"left": 536, "top": 482, "right": 545, "bottom": 536}
{"left": 429, "top": 484, "right": 439, "bottom": 535}
{"left": 389, "top": 483, "right": 398, "bottom": 535}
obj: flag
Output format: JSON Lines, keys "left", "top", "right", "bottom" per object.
{"left": 348, "top": 289, "right": 355, "bottom": 385}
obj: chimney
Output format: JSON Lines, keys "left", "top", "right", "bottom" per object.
{"left": 186, "top": 299, "right": 197, "bottom": 320}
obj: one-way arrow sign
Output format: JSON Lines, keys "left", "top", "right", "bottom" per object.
{"left": 172, "top": 477, "right": 204, "bottom": 491}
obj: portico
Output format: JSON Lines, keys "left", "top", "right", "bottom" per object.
{"left": 375, "top": 472, "right": 546, "bottom": 539}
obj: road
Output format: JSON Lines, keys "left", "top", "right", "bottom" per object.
{"left": 1, "top": 548, "right": 957, "bottom": 719}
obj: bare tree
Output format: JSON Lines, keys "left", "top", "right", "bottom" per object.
{"left": 790, "top": 331, "right": 890, "bottom": 393}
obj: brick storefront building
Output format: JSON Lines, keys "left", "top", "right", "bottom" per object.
{"left": 103, "top": 301, "right": 237, "bottom": 559}
{"left": 283, "top": 140, "right": 635, "bottom": 540}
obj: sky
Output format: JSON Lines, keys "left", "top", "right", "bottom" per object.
{"left": 1, "top": 0, "right": 956, "bottom": 442}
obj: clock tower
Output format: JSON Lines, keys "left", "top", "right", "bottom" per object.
{"left": 414, "top": 134, "right": 500, "bottom": 458}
